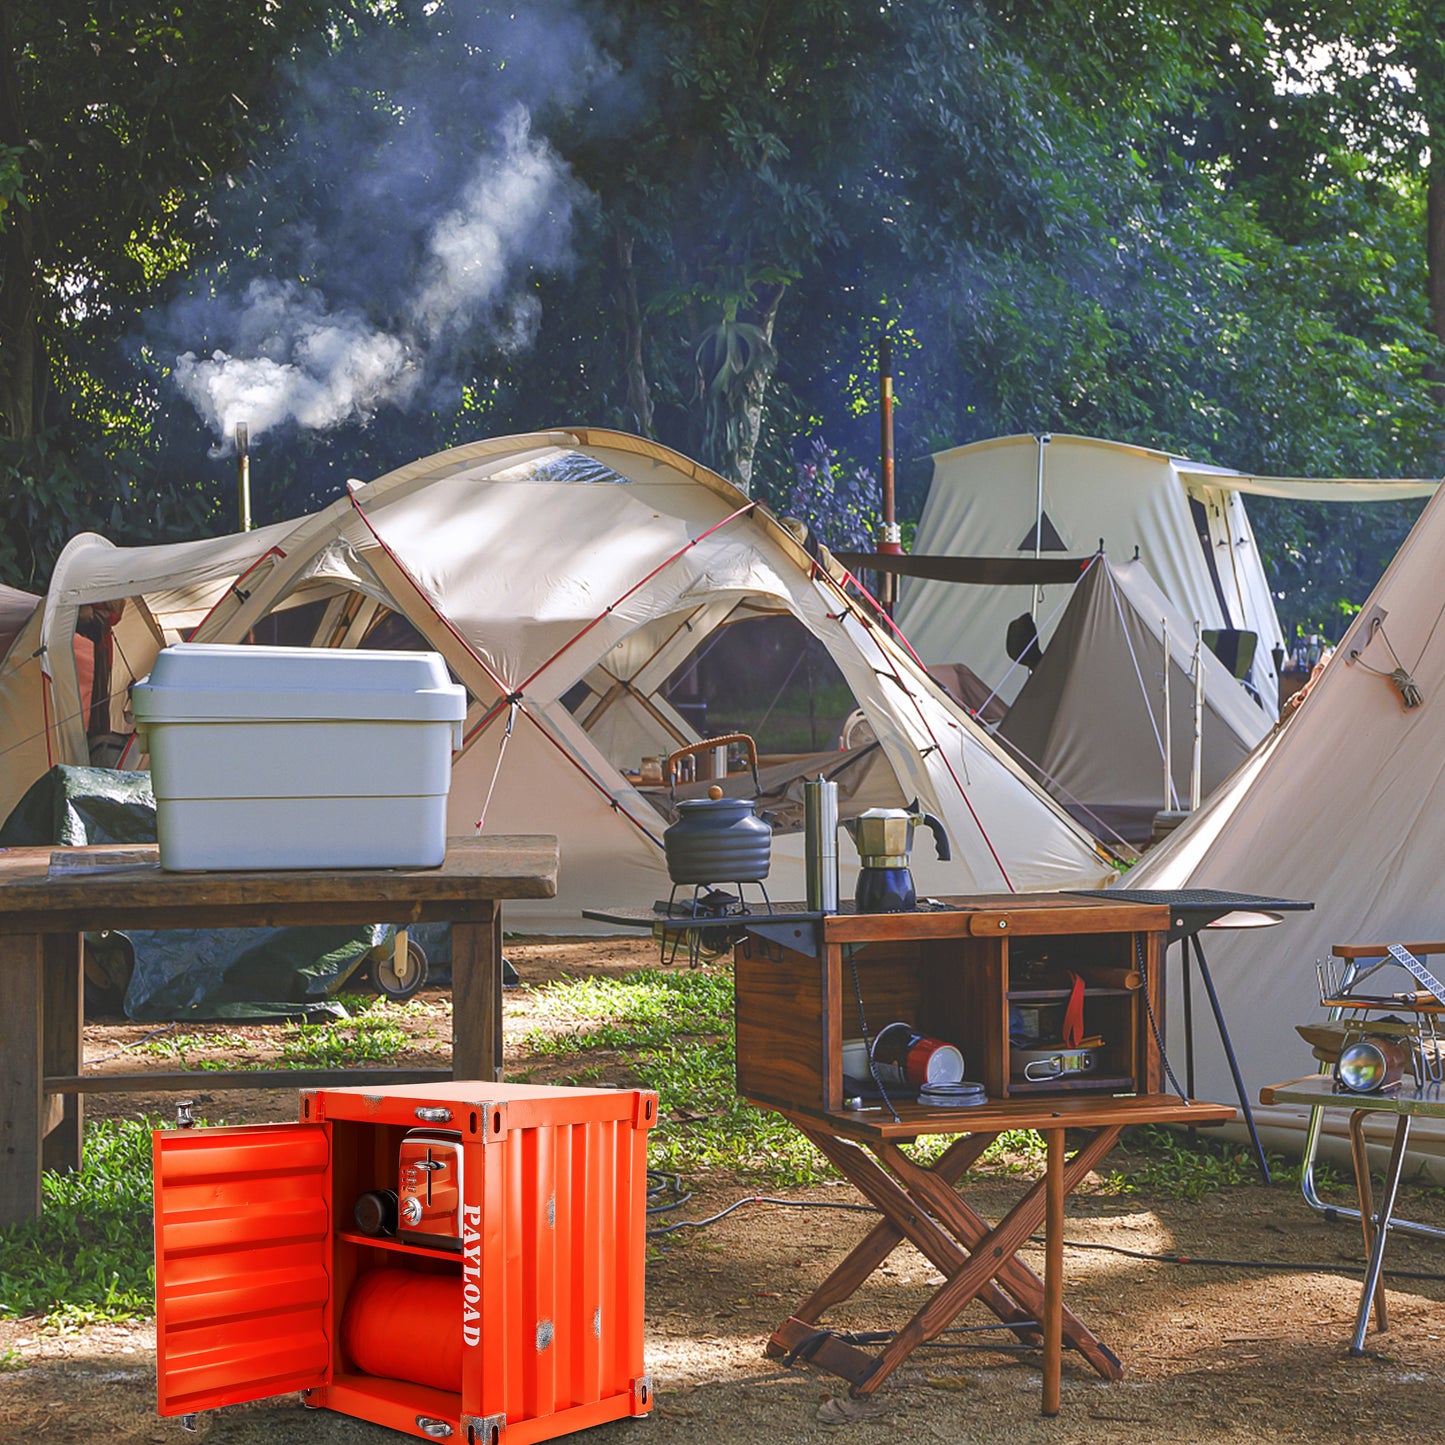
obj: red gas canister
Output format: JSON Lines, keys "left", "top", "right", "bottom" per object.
{"left": 870, "top": 1022, "right": 965, "bottom": 1089}
{"left": 341, "top": 1267, "right": 462, "bottom": 1393}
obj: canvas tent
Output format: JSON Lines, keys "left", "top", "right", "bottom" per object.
{"left": 995, "top": 556, "right": 1272, "bottom": 846}
{"left": 895, "top": 432, "right": 1438, "bottom": 715}
{"left": 0, "top": 431, "right": 1118, "bottom": 929}
{"left": 1119, "top": 475, "right": 1445, "bottom": 1171}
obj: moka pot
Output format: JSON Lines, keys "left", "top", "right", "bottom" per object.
{"left": 841, "top": 799, "right": 951, "bottom": 913}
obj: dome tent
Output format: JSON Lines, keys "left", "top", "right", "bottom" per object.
{"left": 1, "top": 431, "right": 1117, "bottom": 928}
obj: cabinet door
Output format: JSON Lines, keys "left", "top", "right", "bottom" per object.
{"left": 154, "top": 1122, "right": 333, "bottom": 1416}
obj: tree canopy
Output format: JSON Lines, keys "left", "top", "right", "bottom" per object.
{"left": 1, "top": 0, "right": 1440, "bottom": 643}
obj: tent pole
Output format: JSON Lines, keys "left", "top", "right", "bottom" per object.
{"left": 1161, "top": 617, "right": 1172, "bottom": 810}
{"left": 1191, "top": 623, "right": 1204, "bottom": 812}
{"left": 1031, "top": 433, "right": 1050, "bottom": 620}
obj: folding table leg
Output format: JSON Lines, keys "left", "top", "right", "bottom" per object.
{"left": 771, "top": 1125, "right": 1123, "bottom": 1402}
{"left": 1350, "top": 1113, "right": 1412, "bottom": 1356}
{"left": 881, "top": 1128, "right": 1124, "bottom": 1391}
{"left": 41, "top": 932, "right": 84, "bottom": 1174}
{"left": 1347, "top": 1109, "right": 1387, "bottom": 1333}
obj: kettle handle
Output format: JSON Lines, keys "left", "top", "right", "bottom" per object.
{"left": 906, "top": 799, "right": 951, "bottom": 862}
{"left": 665, "top": 733, "right": 760, "bottom": 797}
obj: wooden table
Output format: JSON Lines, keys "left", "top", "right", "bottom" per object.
{"left": 1261, "top": 1074, "right": 1445, "bottom": 1355}
{"left": 764, "top": 1093, "right": 1232, "bottom": 1413}
{"left": 732, "top": 894, "right": 1235, "bottom": 1413}
{"left": 0, "top": 835, "right": 558, "bottom": 1226}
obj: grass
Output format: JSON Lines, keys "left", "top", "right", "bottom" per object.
{"left": 0, "top": 961, "right": 1369, "bottom": 1328}
{"left": 0, "top": 1117, "right": 160, "bottom": 1328}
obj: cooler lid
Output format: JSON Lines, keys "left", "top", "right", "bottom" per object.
{"left": 133, "top": 642, "right": 467, "bottom": 724}
{"left": 153, "top": 1121, "right": 332, "bottom": 1415}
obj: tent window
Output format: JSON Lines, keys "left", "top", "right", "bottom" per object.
{"left": 663, "top": 615, "right": 858, "bottom": 758}
{"left": 245, "top": 599, "right": 331, "bottom": 648}
{"left": 490, "top": 451, "right": 629, "bottom": 486}
{"left": 1017, "top": 512, "right": 1067, "bottom": 552}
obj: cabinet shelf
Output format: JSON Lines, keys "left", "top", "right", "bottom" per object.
{"left": 1006, "top": 1074, "right": 1137, "bottom": 1095}
{"left": 336, "top": 1229, "right": 461, "bottom": 1262}
{"left": 1006, "top": 987, "right": 1133, "bottom": 1002}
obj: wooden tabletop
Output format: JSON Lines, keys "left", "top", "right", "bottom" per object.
{"left": 0, "top": 835, "right": 558, "bottom": 934}
{"left": 773, "top": 1091, "right": 1236, "bottom": 1141}
{"left": 1261, "top": 1075, "right": 1445, "bottom": 1119}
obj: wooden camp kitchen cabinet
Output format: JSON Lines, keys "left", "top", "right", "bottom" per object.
{"left": 152, "top": 1082, "right": 656, "bottom": 1444}
{"left": 735, "top": 894, "right": 1171, "bottom": 1118}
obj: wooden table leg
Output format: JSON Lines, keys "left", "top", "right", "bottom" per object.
{"left": 881, "top": 1130, "right": 1124, "bottom": 1383}
{"left": 0, "top": 932, "right": 45, "bottom": 1225}
{"left": 450, "top": 902, "right": 501, "bottom": 1083}
{"left": 41, "top": 932, "right": 84, "bottom": 1173}
{"left": 780, "top": 1125, "right": 1120, "bottom": 1398}
{"left": 1043, "top": 1128, "right": 1064, "bottom": 1416}
{"left": 1348, "top": 1109, "right": 1386, "bottom": 1333}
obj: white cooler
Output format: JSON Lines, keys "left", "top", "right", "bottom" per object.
{"left": 132, "top": 643, "right": 467, "bottom": 871}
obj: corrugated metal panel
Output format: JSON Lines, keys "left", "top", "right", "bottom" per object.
{"left": 154, "top": 1123, "right": 331, "bottom": 1415}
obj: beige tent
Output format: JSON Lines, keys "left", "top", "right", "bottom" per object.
{"left": 0, "top": 431, "right": 1118, "bottom": 927}
{"left": 0, "top": 584, "right": 37, "bottom": 661}
{"left": 896, "top": 432, "right": 1438, "bottom": 714}
{"left": 996, "top": 557, "right": 1271, "bottom": 846}
{"left": 1121, "top": 476, "right": 1445, "bottom": 1171}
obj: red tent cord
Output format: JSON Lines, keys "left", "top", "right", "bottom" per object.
{"left": 515, "top": 500, "right": 758, "bottom": 695}
{"left": 464, "top": 499, "right": 758, "bottom": 741}
{"left": 825, "top": 562, "right": 932, "bottom": 673}
{"left": 816, "top": 566, "right": 1016, "bottom": 891}
{"left": 344, "top": 487, "right": 666, "bottom": 849}
{"left": 190, "top": 546, "right": 288, "bottom": 639}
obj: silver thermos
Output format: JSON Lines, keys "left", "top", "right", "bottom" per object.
{"left": 803, "top": 776, "right": 839, "bottom": 913}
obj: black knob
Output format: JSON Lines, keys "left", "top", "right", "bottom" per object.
{"left": 353, "top": 1189, "right": 399, "bottom": 1236}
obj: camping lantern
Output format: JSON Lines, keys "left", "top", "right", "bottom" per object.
{"left": 1335, "top": 1036, "right": 1409, "bottom": 1093}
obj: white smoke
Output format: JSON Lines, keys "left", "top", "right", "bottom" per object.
{"left": 412, "top": 108, "right": 579, "bottom": 345}
{"left": 174, "top": 281, "right": 419, "bottom": 439}
{"left": 176, "top": 105, "right": 587, "bottom": 445}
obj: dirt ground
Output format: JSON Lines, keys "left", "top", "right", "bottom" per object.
{"left": 3, "top": 936, "right": 1445, "bottom": 1445}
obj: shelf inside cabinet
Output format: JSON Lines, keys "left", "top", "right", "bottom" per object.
{"left": 1007, "top": 987, "right": 1134, "bottom": 1002}
{"left": 336, "top": 1231, "right": 463, "bottom": 1263}
{"left": 1006, "top": 1075, "right": 1137, "bottom": 1095}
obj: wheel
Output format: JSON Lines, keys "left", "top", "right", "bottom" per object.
{"left": 374, "top": 938, "right": 428, "bottom": 1001}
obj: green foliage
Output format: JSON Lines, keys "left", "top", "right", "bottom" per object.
{"left": 279, "top": 1000, "right": 425, "bottom": 1067}
{"left": 0, "top": 431, "right": 223, "bottom": 588}
{"left": 0, "top": 143, "right": 29, "bottom": 230}
{"left": 0, "top": 1117, "right": 157, "bottom": 1325}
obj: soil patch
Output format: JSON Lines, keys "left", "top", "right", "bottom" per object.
{"left": 3, "top": 936, "right": 1444, "bottom": 1444}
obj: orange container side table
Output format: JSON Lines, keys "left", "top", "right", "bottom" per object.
{"left": 153, "top": 1081, "right": 657, "bottom": 1442}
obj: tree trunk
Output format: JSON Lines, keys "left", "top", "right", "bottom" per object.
{"left": 610, "top": 228, "right": 654, "bottom": 437}
{"left": 1427, "top": 143, "right": 1445, "bottom": 417}
{"left": 0, "top": 5, "right": 38, "bottom": 440}
{"left": 728, "top": 283, "right": 785, "bottom": 494}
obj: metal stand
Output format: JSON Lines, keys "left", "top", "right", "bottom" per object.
{"left": 1297, "top": 947, "right": 1445, "bottom": 1242}
{"left": 1181, "top": 932, "right": 1272, "bottom": 1183}
{"left": 1096, "top": 888, "right": 1317, "bottom": 1188}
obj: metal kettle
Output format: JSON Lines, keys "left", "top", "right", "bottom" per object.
{"left": 841, "top": 799, "right": 950, "bottom": 913}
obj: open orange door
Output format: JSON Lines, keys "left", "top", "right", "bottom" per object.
{"left": 153, "top": 1123, "right": 333, "bottom": 1416}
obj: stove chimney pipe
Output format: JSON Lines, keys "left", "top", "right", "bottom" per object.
{"left": 878, "top": 336, "right": 902, "bottom": 614}
{"left": 236, "top": 422, "right": 252, "bottom": 533}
